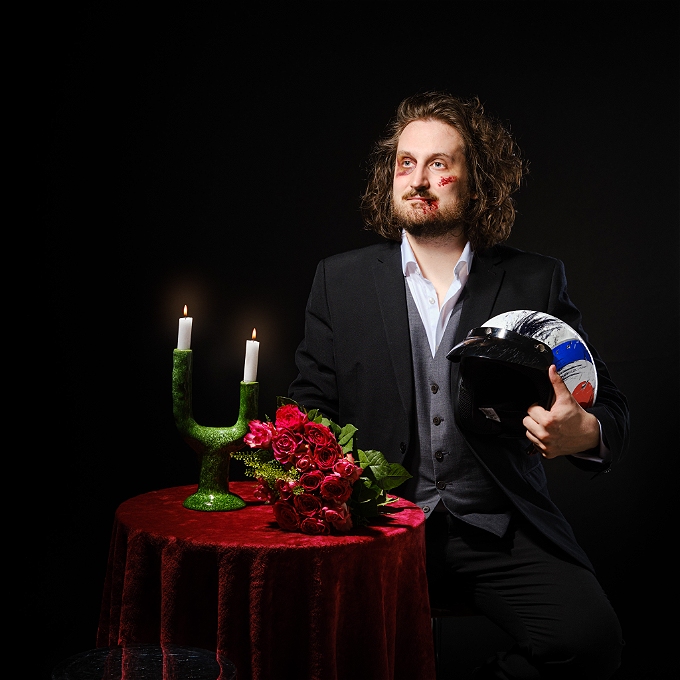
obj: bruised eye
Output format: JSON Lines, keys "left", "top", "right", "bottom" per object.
{"left": 396, "top": 158, "right": 415, "bottom": 175}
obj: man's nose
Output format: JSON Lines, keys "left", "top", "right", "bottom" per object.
{"left": 410, "top": 167, "right": 429, "bottom": 192}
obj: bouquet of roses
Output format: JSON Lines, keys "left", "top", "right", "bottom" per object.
{"left": 232, "top": 398, "right": 412, "bottom": 535}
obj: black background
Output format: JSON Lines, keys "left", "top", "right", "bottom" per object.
{"left": 36, "top": 2, "right": 678, "bottom": 678}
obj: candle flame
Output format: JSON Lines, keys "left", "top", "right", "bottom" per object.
{"left": 252, "top": 328, "right": 257, "bottom": 341}
{"left": 183, "top": 305, "right": 188, "bottom": 317}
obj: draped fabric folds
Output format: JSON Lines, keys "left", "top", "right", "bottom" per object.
{"left": 97, "top": 483, "right": 436, "bottom": 680}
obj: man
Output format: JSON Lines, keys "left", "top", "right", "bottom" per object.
{"left": 289, "top": 92, "right": 629, "bottom": 679}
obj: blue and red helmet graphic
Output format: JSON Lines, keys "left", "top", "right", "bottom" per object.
{"left": 482, "top": 310, "right": 597, "bottom": 407}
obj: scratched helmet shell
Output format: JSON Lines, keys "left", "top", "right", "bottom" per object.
{"left": 446, "top": 310, "right": 597, "bottom": 438}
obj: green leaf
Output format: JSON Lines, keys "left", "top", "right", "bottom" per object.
{"left": 352, "top": 478, "right": 382, "bottom": 503}
{"left": 356, "top": 499, "right": 380, "bottom": 518}
{"left": 337, "top": 423, "right": 358, "bottom": 451}
{"left": 322, "top": 417, "right": 342, "bottom": 437}
{"left": 357, "top": 449, "right": 412, "bottom": 491}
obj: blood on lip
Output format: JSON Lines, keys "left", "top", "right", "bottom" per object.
{"left": 405, "top": 194, "right": 439, "bottom": 212}
{"left": 415, "top": 199, "right": 438, "bottom": 213}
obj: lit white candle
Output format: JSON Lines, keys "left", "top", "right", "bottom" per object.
{"left": 177, "top": 305, "right": 193, "bottom": 350}
{"left": 243, "top": 328, "right": 259, "bottom": 382}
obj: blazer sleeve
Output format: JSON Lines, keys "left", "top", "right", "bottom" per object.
{"left": 288, "top": 259, "right": 341, "bottom": 422}
{"left": 547, "top": 258, "right": 630, "bottom": 472}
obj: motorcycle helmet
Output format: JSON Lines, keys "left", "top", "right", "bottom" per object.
{"left": 446, "top": 310, "right": 597, "bottom": 438}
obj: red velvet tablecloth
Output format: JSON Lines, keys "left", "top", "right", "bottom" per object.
{"left": 97, "top": 482, "right": 436, "bottom": 680}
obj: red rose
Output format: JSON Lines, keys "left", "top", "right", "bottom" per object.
{"left": 303, "top": 421, "right": 336, "bottom": 448}
{"left": 271, "top": 429, "right": 303, "bottom": 465}
{"left": 300, "top": 470, "right": 325, "bottom": 492}
{"left": 294, "top": 493, "right": 323, "bottom": 517}
{"left": 300, "top": 516, "right": 330, "bottom": 535}
{"left": 272, "top": 500, "right": 300, "bottom": 531}
{"left": 275, "top": 404, "right": 309, "bottom": 432}
{"left": 333, "top": 457, "right": 363, "bottom": 482}
{"left": 314, "top": 442, "right": 342, "bottom": 470}
{"left": 295, "top": 454, "right": 315, "bottom": 473}
{"left": 320, "top": 474, "right": 352, "bottom": 503}
{"left": 244, "top": 420, "right": 276, "bottom": 449}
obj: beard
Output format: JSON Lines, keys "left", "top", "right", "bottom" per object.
{"left": 391, "top": 188, "right": 471, "bottom": 240}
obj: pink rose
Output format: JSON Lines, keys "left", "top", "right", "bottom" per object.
{"left": 303, "top": 422, "right": 336, "bottom": 448}
{"left": 332, "top": 513, "right": 353, "bottom": 532}
{"left": 300, "top": 516, "right": 330, "bottom": 535}
{"left": 275, "top": 478, "right": 296, "bottom": 500}
{"left": 324, "top": 503, "right": 353, "bottom": 532}
{"left": 314, "top": 442, "right": 342, "bottom": 470}
{"left": 294, "top": 493, "right": 323, "bottom": 517}
{"left": 333, "top": 457, "right": 363, "bottom": 482}
{"left": 275, "top": 404, "right": 309, "bottom": 432}
{"left": 272, "top": 500, "right": 300, "bottom": 531}
{"left": 244, "top": 420, "right": 275, "bottom": 449}
{"left": 253, "top": 478, "right": 275, "bottom": 503}
{"left": 320, "top": 474, "right": 352, "bottom": 503}
{"left": 271, "top": 429, "right": 303, "bottom": 465}
{"left": 300, "top": 469, "right": 325, "bottom": 492}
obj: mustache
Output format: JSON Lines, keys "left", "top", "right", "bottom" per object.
{"left": 402, "top": 190, "right": 439, "bottom": 201}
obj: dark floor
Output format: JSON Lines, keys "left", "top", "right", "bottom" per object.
{"left": 435, "top": 615, "right": 677, "bottom": 680}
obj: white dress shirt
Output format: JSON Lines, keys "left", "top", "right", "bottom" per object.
{"left": 401, "top": 234, "right": 473, "bottom": 357}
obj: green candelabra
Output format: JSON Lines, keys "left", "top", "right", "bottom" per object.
{"left": 172, "top": 348, "right": 259, "bottom": 511}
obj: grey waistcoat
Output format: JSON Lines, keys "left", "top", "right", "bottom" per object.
{"left": 401, "top": 286, "right": 513, "bottom": 536}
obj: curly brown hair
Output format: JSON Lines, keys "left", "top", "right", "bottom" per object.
{"left": 360, "top": 91, "right": 527, "bottom": 251}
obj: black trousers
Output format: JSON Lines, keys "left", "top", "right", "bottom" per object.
{"left": 425, "top": 512, "right": 623, "bottom": 679}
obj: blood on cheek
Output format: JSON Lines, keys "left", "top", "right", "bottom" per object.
{"left": 438, "top": 175, "right": 457, "bottom": 187}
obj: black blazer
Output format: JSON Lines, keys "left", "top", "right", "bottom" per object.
{"left": 289, "top": 241, "right": 629, "bottom": 571}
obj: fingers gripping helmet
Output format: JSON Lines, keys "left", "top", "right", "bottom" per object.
{"left": 446, "top": 310, "right": 598, "bottom": 438}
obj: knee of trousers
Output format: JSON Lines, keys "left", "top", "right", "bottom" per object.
{"left": 534, "top": 611, "right": 623, "bottom": 678}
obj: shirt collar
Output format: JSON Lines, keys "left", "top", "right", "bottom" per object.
{"left": 400, "top": 231, "right": 474, "bottom": 281}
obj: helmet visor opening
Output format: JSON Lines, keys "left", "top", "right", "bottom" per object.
{"left": 456, "top": 357, "right": 553, "bottom": 437}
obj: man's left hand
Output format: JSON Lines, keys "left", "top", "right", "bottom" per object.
{"left": 524, "top": 365, "right": 600, "bottom": 459}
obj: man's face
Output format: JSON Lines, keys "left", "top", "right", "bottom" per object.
{"left": 392, "top": 119, "right": 472, "bottom": 238}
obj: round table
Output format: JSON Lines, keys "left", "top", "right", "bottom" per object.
{"left": 97, "top": 482, "right": 436, "bottom": 680}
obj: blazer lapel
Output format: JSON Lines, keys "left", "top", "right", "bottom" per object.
{"left": 449, "top": 247, "right": 505, "bottom": 435}
{"left": 454, "top": 247, "right": 505, "bottom": 344}
{"left": 370, "top": 244, "right": 505, "bottom": 420}
{"left": 372, "top": 244, "right": 413, "bottom": 418}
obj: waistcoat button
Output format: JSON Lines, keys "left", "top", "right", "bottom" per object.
{"left": 435, "top": 450, "right": 444, "bottom": 461}
{"left": 431, "top": 383, "right": 439, "bottom": 394}
{"left": 436, "top": 481, "right": 446, "bottom": 490}
{"left": 433, "top": 416, "right": 442, "bottom": 425}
